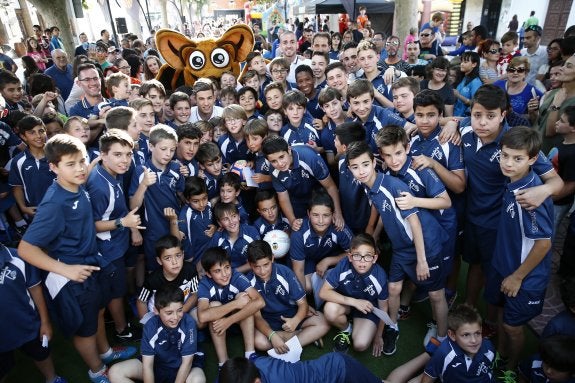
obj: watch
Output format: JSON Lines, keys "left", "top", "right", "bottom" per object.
{"left": 550, "top": 105, "right": 561, "bottom": 111}
{"left": 115, "top": 218, "right": 124, "bottom": 230}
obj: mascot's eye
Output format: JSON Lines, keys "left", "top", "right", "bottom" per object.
{"left": 189, "top": 51, "right": 205, "bottom": 70}
{"left": 211, "top": 48, "right": 230, "bottom": 68}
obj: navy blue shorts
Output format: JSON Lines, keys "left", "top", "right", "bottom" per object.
{"left": 484, "top": 270, "right": 546, "bottom": 326}
{"left": 99, "top": 258, "right": 127, "bottom": 304}
{"left": 389, "top": 254, "right": 444, "bottom": 292}
{"left": 124, "top": 244, "right": 140, "bottom": 268}
{"left": 0, "top": 336, "right": 50, "bottom": 379}
{"left": 264, "top": 311, "right": 301, "bottom": 331}
{"left": 351, "top": 308, "right": 379, "bottom": 325}
{"left": 462, "top": 222, "right": 497, "bottom": 270}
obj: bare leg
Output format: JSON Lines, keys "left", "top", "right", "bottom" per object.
{"left": 109, "top": 297, "right": 128, "bottom": 333}
{"left": 386, "top": 353, "right": 430, "bottom": 383}
{"left": 32, "top": 356, "right": 56, "bottom": 382}
{"left": 108, "top": 359, "right": 143, "bottom": 383}
{"left": 323, "top": 302, "right": 350, "bottom": 330}
{"left": 399, "top": 281, "right": 416, "bottom": 307}
{"left": 186, "top": 367, "right": 207, "bottom": 383}
{"left": 73, "top": 335, "right": 105, "bottom": 372}
{"left": 351, "top": 318, "right": 376, "bottom": 352}
{"left": 503, "top": 323, "right": 524, "bottom": 370}
{"left": 388, "top": 281, "right": 404, "bottom": 326}
{"left": 465, "top": 264, "right": 484, "bottom": 307}
{"left": 239, "top": 315, "right": 255, "bottom": 353}
{"left": 295, "top": 311, "right": 330, "bottom": 347}
{"left": 428, "top": 289, "right": 448, "bottom": 338}
{"left": 96, "top": 309, "right": 111, "bottom": 354}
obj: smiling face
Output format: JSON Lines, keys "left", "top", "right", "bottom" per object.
{"left": 146, "top": 57, "right": 160, "bottom": 75}
{"left": 265, "top": 88, "right": 283, "bottom": 110}
{"left": 218, "top": 210, "right": 240, "bottom": 235}
{"left": 326, "top": 67, "right": 347, "bottom": 91}
{"left": 173, "top": 100, "right": 191, "bottom": 124}
{"left": 145, "top": 88, "right": 165, "bottom": 114}
{"left": 506, "top": 64, "right": 527, "bottom": 84}
{"left": 157, "top": 301, "right": 184, "bottom": 329}
{"left": 220, "top": 183, "right": 240, "bottom": 203}
{"left": 322, "top": 98, "right": 344, "bottom": 121}
{"left": 357, "top": 47, "right": 379, "bottom": 74}
{"left": 347, "top": 152, "right": 377, "bottom": 186}
{"left": 239, "top": 91, "right": 256, "bottom": 114}
{"left": 392, "top": 86, "right": 415, "bottom": 116}
{"left": 279, "top": 32, "right": 297, "bottom": 59}
{"left": 308, "top": 204, "right": 333, "bottom": 235}
{"left": 135, "top": 105, "right": 156, "bottom": 134}
{"left": 250, "top": 257, "right": 273, "bottom": 282}
{"left": 21, "top": 125, "right": 47, "bottom": 150}
{"left": 101, "top": 142, "right": 133, "bottom": 177}
{"left": 448, "top": 322, "right": 483, "bottom": 358}
{"left": 379, "top": 142, "right": 408, "bottom": 172}
{"left": 311, "top": 55, "right": 328, "bottom": 79}
{"left": 77, "top": 68, "right": 101, "bottom": 98}
{"left": 113, "top": 79, "right": 131, "bottom": 100}
{"left": 312, "top": 36, "right": 330, "bottom": 53}
{"left": 196, "top": 89, "right": 215, "bottom": 116}
{"left": 207, "top": 261, "right": 232, "bottom": 287}
{"left": 266, "top": 149, "right": 292, "bottom": 172}
{"left": 50, "top": 151, "right": 88, "bottom": 192}
{"left": 177, "top": 137, "right": 200, "bottom": 161}
{"left": 349, "top": 92, "right": 373, "bottom": 122}
{"left": 221, "top": 73, "right": 237, "bottom": 88}
{"left": 270, "top": 65, "right": 288, "bottom": 83}
{"left": 296, "top": 71, "right": 315, "bottom": 97}
{"left": 341, "top": 47, "right": 359, "bottom": 73}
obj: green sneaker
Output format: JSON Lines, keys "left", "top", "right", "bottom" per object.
{"left": 332, "top": 331, "right": 351, "bottom": 353}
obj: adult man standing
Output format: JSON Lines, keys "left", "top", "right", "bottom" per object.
{"left": 44, "top": 49, "right": 74, "bottom": 100}
{"left": 378, "top": 36, "right": 411, "bottom": 74}
{"left": 189, "top": 81, "right": 223, "bottom": 123}
{"left": 276, "top": 30, "right": 306, "bottom": 84}
{"left": 405, "top": 42, "right": 428, "bottom": 67}
{"left": 372, "top": 32, "right": 387, "bottom": 61}
{"left": 311, "top": 32, "right": 331, "bottom": 54}
{"left": 521, "top": 25, "right": 547, "bottom": 85}
{"left": 340, "top": 41, "right": 363, "bottom": 81}
{"left": 75, "top": 33, "right": 89, "bottom": 57}
{"left": 97, "top": 29, "right": 117, "bottom": 48}
{"left": 69, "top": 63, "right": 107, "bottom": 143}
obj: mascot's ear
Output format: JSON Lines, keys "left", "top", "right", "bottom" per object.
{"left": 218, "top": 24, "right": 255, "bottom": 62}
{"left": 155, "top": 29, "right": 196, "bottom": 70}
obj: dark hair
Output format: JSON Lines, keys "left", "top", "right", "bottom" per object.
{"left": 414, "top": 89, "right": 445, "bottom": 116}
{"left": 471, "top": 84, "right": 507, "bottom": 112}
{"left": 219, "top": 357, "right": 261, "bottom": 383}
{"left": 448, "top": 304, "right": 482, "bottom": 332}
{"left": 375, "top": 125, "right": 409, "bottom": 149}
{"left": 458, "top": 51, "right": 480, "bottom": 83}
{"left": 247, "top": 240, "right": 274, "bottom": 263}
{"left": 196, "top": 141, "right": 221, "bottom": 164}
{"left": 184, "top": 175, "right": 208, "bottom": 199}
{"left": 237, "top": 86, "right": 258, "bottom": 101}
{"left": 335, "top": 121, "right": 366, "bottom": 146}
{"left": 125, "top": 54, "right": 143, "bottom": 78}
{"left": 139, "top": 79, "right": 166, "bottom": 98}
{"left": 177, "top": 125, "right": 203, "bottom": 141}
{"left": 193, "top": 80, "right": 213, "bottom": 95}
{"left": 17, "top": 115, "right": 44, "bottom": 135}
{"left": 295, "top": 64, "right": 313, "bottom": 78}
{"left": 243, "top": 119, "right": 268, "bottom": 138}
{"left": 539, "top": 335, "right": 575, "bottom": 373}
{"left": 154, "top": 285, "right": 185, "bottom": 311}
{"left": 76, "top": 63, "right": 98, "bottom": 80}
{"left": 342, "top": 41, "right": 358, "bottom": 51}
{"left": 391, "top": 76, "right": 420, "bottom": 94}
{"left": 213, "top": 201, "right": 239, "bottom": 221}
{"left": 471, "top": 25, "right": 488, "bottom": 41}
{"left": 350, "top": 233, "right": 376, "bottom": 251}
{"left": 347, "top": 79, "right": 374, "bottom": 100}
{"left": 220, "top": 86, "right": 238, "bottom": 102}
{"left": 28, "top": 73, "right": 56, "bottom": 97}
{"left": 311, "top": 50, "right": 330, "bottom": 63}
{"left": 325, "top": 61, "right": 346, "bottom": 77}
{"left": 254, "top": 189, "right": 278, "bottom": 206}
{"left": 477, "top": 39, "right": 500, "bottom": 57}
{"left": 346, "top": 140, "right": 374, "bottom": 164}
{"left": 318, "top": 87, "right": 343, "bottom": 106}
{"left": 500, "top": 126, "right": 541, "bottom": 158}
{"left": 99, "top": 128, "right": 134, "bottom": 153}
{"left": 262, "top": 136, "right": 289, "bottom": 156}
{"left": 169, "top": 91, "right": 191, "bottom": 109}
{"left": 0, "top": 70, "right": 21, "bottom": 89}
{"left": 201, "top": 246, "right": 230, "bottom": 273}
{"left": 282, "top": 89, "right": 307, "bottom": 109}
{"left": 219, "top": 172, "right": 241, "bottom": 192}
{"left": 45, "top": 134, "right": 86, "bottom": 165}
{"left": 309, "top": 188, "right": 334, "bottom": 212}
{"left": 500, "top": 31, "right": 518, "bottom": 45}
{"left": 425, "top": 57, "right": 450, "bottom": 81}
{"left": 154, "top": 234, "right": 181, "bottom": 258}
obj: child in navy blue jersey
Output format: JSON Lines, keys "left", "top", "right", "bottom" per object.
{"left": 247, "top": 240, "right": 329, "bottom": 353}
{"left": 197, "top": 247, "right": 264, "bottom": 367}
{"left": 109, "top": 285, "right": 205, "bottom": 383}
{"left": 319, "top": 87, "right": 348, "bottom": 167}
{"left": 219, "top": 104, "right": 250, "bottom": 166}
{"left": 279, "top": 90, "right": 320, "bottom": 149}
{"left": 217, "top": 172, "right": 249, "bottom": 223}
{"left": 484, "top": 127, "right": 553, "bottom": 375}
{"left": 320, "top": 234, "right": 389, "bottom": 356}
{"left": 175, "top": 124, "right": 202, "bottom": 177}
{"left": 196, "top": 141, "right": 224, "bottom": 201}
{"left": 0, "top": 245, "right": 66, "bottom": 383}
{"left": 209, "top": 202, "right": 259, "bottom": 273}
{"left": 518, "top": 335, "right": 575, "bottom": 383}
{"left": 295, "top": 65, "right": 325, "bottom": 124}
{"left": 167, "top": 92, "right": 192, "bottom": 128}
{"left": 19, "top": 134, "right": 135, "bottom": 383}
{"left": 129, "top": 124, "right": 185, "bottom": 272}
{"left": 346, "top": 140, "right": 448, "bottom": 356}
{"left": 9, "top": 115, "right": 53, "bottom": 219}
{"left": 253, "top": 190, "right": 290, "bottom": 237}
{"left": 94, "top": 72, "right": 130, "bottom": 117}
{"left": 290, "top": 190, "right": 353, "bottom": 293}
{"left": 244, "top": 119, "right": 272, "bottom": 190}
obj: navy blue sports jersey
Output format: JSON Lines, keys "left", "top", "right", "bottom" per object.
{"left": 325, "top": 257, "right": 388, "bottom": 303}
{"left": 355, "top": 105, "right": 406, "bottom": 156}
{"left": 179, "top": 203, "right": 214, "bottom": 264}
{"left": 218, "top": 134, "right": 250, "bottom": 166}
{"left": 209, "top": 224, "right": 260, "bottom": 270}
{"left": 338, "top": 157, "right": 372, "bottom": 233}
{"left": 320, "top": 119, "right": 337, "bottom": 154}
{"left": 253, "top": 152, "right": 273, "bottom": 190}
{"left": 8, "top": 150, "right": 54, "bottom": 207}
{"left": 197, "top": 270, "right": 252, "bottom": 304}
{"left": 519, "top": 353, "right": 575, "bottom": 383}
{"left": 306, "top": 92, "right": 325, "bottom": 120}
{"left": 203, "top": 172, "right": 219, "bottom": 200}
{"left": 253, "top": 215, "right": 290, "bottom": 237}
{"left": 280, "top": 121, "right": 320, "bottom": 147}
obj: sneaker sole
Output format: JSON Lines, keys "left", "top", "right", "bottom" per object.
{"left": 382, "top": 334, "right": 399, "bottom": 356}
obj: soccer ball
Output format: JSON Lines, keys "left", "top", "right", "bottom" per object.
{"left": 230, "top": 160, "right": 248, "bottom": 182}
{"left": 263, "top": 230, "right": 290, "bottom": 259}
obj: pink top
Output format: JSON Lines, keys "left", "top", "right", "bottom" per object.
{"left": 27, "top": 51, "right": 46, "bottom": 71}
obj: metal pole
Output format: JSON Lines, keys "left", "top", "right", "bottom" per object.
{"left": 105, "top": 0, "right": 119, "bottom": 43}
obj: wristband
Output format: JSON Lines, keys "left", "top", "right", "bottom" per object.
{"left": 268, "top": 331, "right": 276, "bottom": 341}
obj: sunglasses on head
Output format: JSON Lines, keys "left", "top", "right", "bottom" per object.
{"left": 507, "top": 67, "right": 526, "bottom": 73}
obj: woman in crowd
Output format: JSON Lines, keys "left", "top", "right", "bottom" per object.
{"left": 420, "top": 57, "right": 455, "bottom": 116}
{"left": 478, "top": 39, "right": 501, "bottom": 84}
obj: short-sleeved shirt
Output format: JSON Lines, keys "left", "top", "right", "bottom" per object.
{"left": 197, "top": 270, "right": 252, "bottom": 304}
{"left": 8, "top": 150, "right": 54, "bottom": 207}
{"left": 493, "top": 80, "right": 543, "bottom": 115}
{"left": 209, "top": 224, "right": 260, "bottom": 269}
{"left": 247, "top": 263, "right": 305, "bottom": 324}
{"left": 0, "top": 121, "right": 21, "bottom": 151}
{"left": 270, "top": 145, "right": 330, "bottom": 218}
{"left": 22, "top": 182, "right": 104, "bottom": 267}
{"left": 492, "top": 170, "right": 553, "bottom": 290}
{"left": 69, "top": 97, "right": 106, "bottom": 120}
{"left": 325, "top": 257, "right": 389, "bottom": 303}
{"left": 0, "top": 246, "right": 42, "bottom": 352}
{"left": 419, "top": 80, "right": 456, "bottom": 105}
{"left": 355, "top": 105, "right": 406, "bottom": 156}
{"left": 203, "top": 172, "right": 220, "bottom": 200}
{"left": 188, "top": 106, "right": 223, "bottom": 123}
{"left": 87, "top": 164, "right": 130, "bottom": 262}
{"left": 179, "top": 204, "right": 214, "bottom": 264}
{"left": 306, "top": 92, "right": 325, "bottom": 120}
{"left": 320, "top": 119, "right": 338, "bottom": 154}
{"left": 180, "top": 158, "right": 200, "bottom": 177}
{"left": 140, "top": 313, "right": 198, "bottom": 372}
{"left": 253, "top": 215, "right": 290, "bottom": 237}
{"left": 365, "top": 172, "right": 446, "bottom": 260}
{"left": 424, "top": 338, "right": 496, "bottom": 382}
{"left": 338, "top": 157, "right": 372, "bottom": 233}
{"left": 460, "top": 123, "right": 553, "bottom": 228}
{"left": 138, "top": 133, "right": 150, "bottom": 160}
{"left": 218, "top": 134, "right": 250, "bottom": 165}
{"left": 454, "top": 77, "right": 483, "bottom": 117}
{"left": 138, "top": 262, "right": 199, "bottom": 313}
{"left": 409, "top": 126, "right": 464, "bottom": 173}
{"left": 254, "top": 353, "right": 347, "bottom": 383}
{"left": 551, "top": 142, "right": 575, "bottom": 206}
{"left": 253, "top": 152, "right": 273, "bottom": 190}
{"left": 280, "top": 121, "right": 320, "bottom": 147}
{"left": 290, "top": 218, "right": 353, "bottom": 274}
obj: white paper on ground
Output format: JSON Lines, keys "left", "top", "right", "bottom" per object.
{"left": 242, "top": 167, "right": 258, "bottom": 187}
{"left": 267, "top": 335, "right": 303, "bottom": 363}
{"left": 372, "top": 307, "right": 395, "bottom": 326}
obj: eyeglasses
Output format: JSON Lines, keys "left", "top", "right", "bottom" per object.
{"left": 78, "top": 76, "right": 100, "bottom": 83}
{"left": 420, "top": 33, "right": 431, "bottom": 37}
{"left": 488, "top": 49, "right": 500, "bottom": 54}
{"left": 225, "top": 117, "right": 243, "bottom": 124}
{"left": 507, "top": 67, "right": 526, "bottom": 73}
{"left": 351, "top": 253, "right": 375, "bottom": 262}
{"left": 386, "top": 41, "right": 400, "bottom": 46}
{"left": 271, "top": 69, "right": 287, "bottom": 74}
{"left": 118, "top": 66, "right": 131, "bottom": 70}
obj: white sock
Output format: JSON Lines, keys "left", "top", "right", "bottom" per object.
{"left": 100, "top": 347, "right": 113, "bottom": 359}
{"left": 390, "top": 322, "right": 399, "bottom": 331}
{"left": 88, "top": 365, "right": 106, "bottom": 377}
{"left": 245, "top": 350, "right": 255, "bottom": 358}
{"left": 344, "top": 323, "right": 352, "bottom": 333}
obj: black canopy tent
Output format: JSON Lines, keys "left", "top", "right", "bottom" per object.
{"left": 315, "top": 0, "right": 395, "bottom": 19}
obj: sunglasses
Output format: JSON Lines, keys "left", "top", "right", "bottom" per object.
{"left": 507, "top": 67, "right": 526, "bottom": 73}
{"left": 488, "top": 49, "right": 500, "bottom": 54}
{"left": 420, "top": 33, "right": 431, "bottom": 37}
{"left": 386, "top": 41, "right": 400, "bottom": 46}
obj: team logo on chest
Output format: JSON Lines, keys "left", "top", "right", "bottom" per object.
{"left": 408, "top": 180, "right": 420, "bottom": 193}
{"left": 431, "top": 147, "right": 443, "bottom": 161}
{"left": 363, "top": 284, "right": 376, "bottom": 296}
{"left": 0, "top": 266, "right": 17, "bottom": 284}
{"left": 381, "top": 199, "right": 392, "bottom": 212}
{"left": 506, "top": 202, "right": 515, "bottom": 219}
{"left": 490, "top": 149, "right": 501, "bottom": 163}
{"left": 275, "top": 285, "right": 286, "bottom": 296}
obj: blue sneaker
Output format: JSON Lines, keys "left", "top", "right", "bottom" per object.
{"left": 88, "top": 371, "right": 110, "bottom": 383}
{"left": 53, "top": 377, "right": 68, "bottom": 383}
{"left": 101, "top": 346, "right": 137, "bottom": 364}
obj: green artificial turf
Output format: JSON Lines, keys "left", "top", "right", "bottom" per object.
{"left": 5, "top": 263, "right": 540, "bottom": 382}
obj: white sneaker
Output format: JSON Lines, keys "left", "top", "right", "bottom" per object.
{"left": 423, "top": 322, "right": 437, "bottom": 346}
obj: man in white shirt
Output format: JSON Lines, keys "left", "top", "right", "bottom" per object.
{"left": 188, "top": 81, "right": 222, "bottom": 123}
{"left": 520, "top": 25, "right": 547, "bottom": 85}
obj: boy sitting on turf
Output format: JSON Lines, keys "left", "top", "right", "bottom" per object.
{"left": 208, "top": 202, "right": 259, "bottom": 273}
{"left": 197, "top": 247, "right": 265, "bottom": 367}
{"left": 279, "top": 89, "right": 321, "bottom": 149}
{"left": 175, "top": 124, "right": 202, "bottom": 177}
{"left": 346, "top": 140, "right": 448, "bottom": 356}
{"left": 253, "top": 190, "right": 290, "bottom": 237}
{"left": 320, "top": 233, "right": 389, "bottom": 356}
{"left": 195, "top": 141, "right": 224, "bottom": 200}
{"left": 422, "top": 304, "right": 495, "bottom": 383}
{"left": 129, "top": 124, "right": 185, "bottom": 272}
{"left": 109, "top": 285, "right": 205, "bottom": 383}
{"left": 484, "top": 126, "right": 553, "bottom": 377}
{"left": 262, "top": 135, "right": 343, "bottom": 231}
{"left": 19, "top": 134, "right": 135, "bottom": 383}
{"left": 247, "top": 240, "right": 329, "bottom": 353}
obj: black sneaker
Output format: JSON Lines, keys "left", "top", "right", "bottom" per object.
{"left": 382, "top": 327, "right": 399, "bottom": 355}
{"left": 116, "top": 322, "right": 142, "bottom": 342}
{"left": 14, "top": 224, "right": 28, "bottom": 238}
{"left": 332, "top": 330, "right": 351, "bottom": 353}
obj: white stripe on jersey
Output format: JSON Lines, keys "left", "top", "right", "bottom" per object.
{"left": 96, "top": 182, "right": 116, "bottom": 241}
{"left": 378, "top": 186, "right": 413, "bottom": 240}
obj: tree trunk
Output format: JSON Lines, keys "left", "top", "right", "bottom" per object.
{"left": 159, "top": 0, "right": 169, "bottom": 28}
{"left": 393, "top": 0, "right": 418, "bottom": 48}
{"left": 28, "top": 0, "right": 75, "bottom": 54}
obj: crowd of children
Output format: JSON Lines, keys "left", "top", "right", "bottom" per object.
{"left": 1, "top": 19, "right": 575, "bottom": 383}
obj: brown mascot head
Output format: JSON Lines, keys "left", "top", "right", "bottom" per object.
{"left": 155, "top": 24, "right": 255, "bottom": 91}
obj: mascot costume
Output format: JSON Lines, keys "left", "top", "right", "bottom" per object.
{"left": 155, "top": 24, "right": 255, "bottom": 91}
